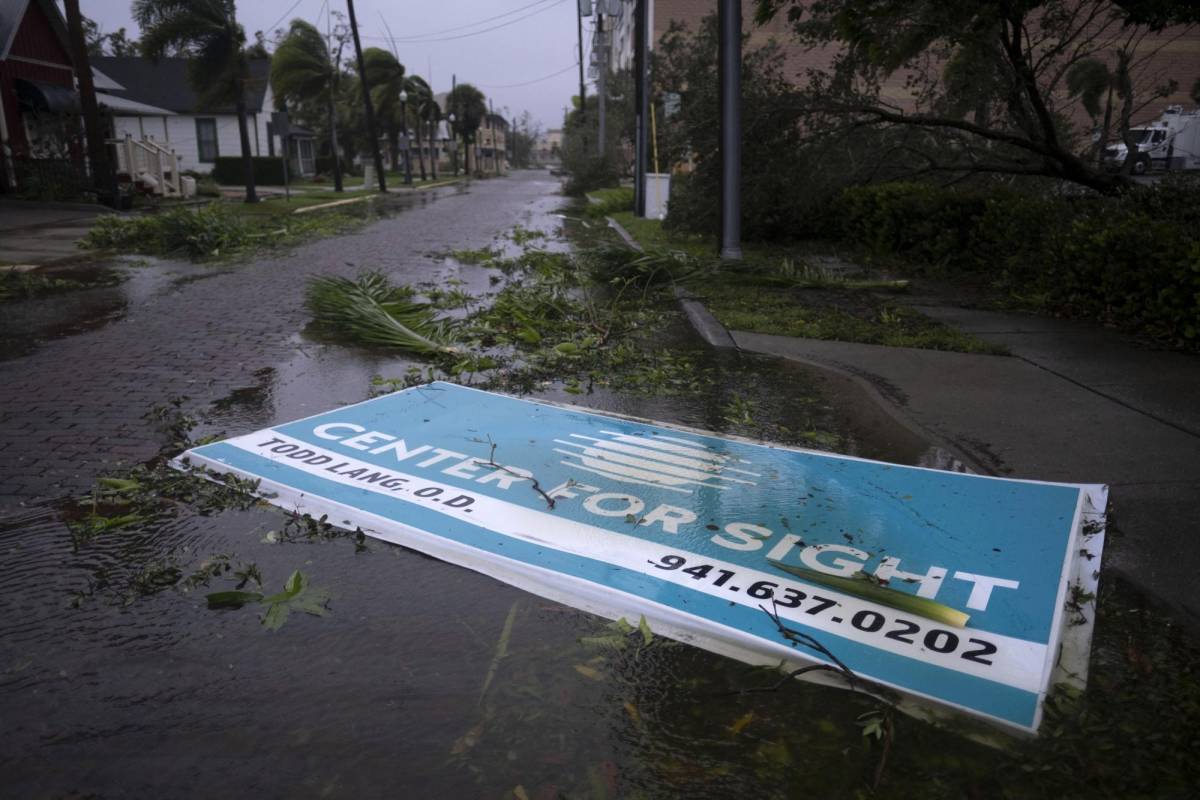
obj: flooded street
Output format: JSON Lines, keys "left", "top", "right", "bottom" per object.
{"left": 2, "top": 173, "right": 1197, "bottom": 798}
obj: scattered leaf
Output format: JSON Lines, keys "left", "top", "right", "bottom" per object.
{"left": 767, "top": 559, "right": 969, "bottom": 628}
{"left": 574, "top": 664, "right": 604, "bottom": 681}
{"left": 728, "top": 712, "right": 755, "bottom": 735}
{"left": 638, "top": 614, "right": 654, "bottom": 646}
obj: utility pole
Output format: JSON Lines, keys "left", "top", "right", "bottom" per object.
{"left": 346, "top": 0, "right": 387, "bottom": 192}
{"left": 718, "top": 0, "right": 742, "bottom": 259}
{"left": 596, "top": 11, "right": 606, "bottom": 158}
{"left": 489, "top": 99, "right": 500, "bottom": 175}
{"left": 576, "top": 0, "right": 586, "bottom": 125}
{"left": 327, "top": 3, "right": 344, "bottom": 192}
{"left": 633, "top": 0, "right": 648, "bottom": 216}
{"left": 428, "top": 60, "right": 438, "bottom": 180}
{"left": 63, "top": 0, "right": 113, "bottom": 205}
{"left": 399, "top": 91, "right": 413, "bottom": 185}
{"left": 450, "top": 73, "right": 459, "bottom": 176}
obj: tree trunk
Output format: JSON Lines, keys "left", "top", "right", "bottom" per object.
{"left": 387, "top": 121, "right": 399, "bottom": 171}
{"left": 414, "top": 118, "right": 427, "bottom": 181}
{"left": 63, "top": 0, "right": 113, "bottom": 201}
{"left": 429, "top": 117, "right": 438, "bottom": 179}
{"left": 234, "top": 91, "right": 258, "bottom": 203}
{"left": 327, "top": 92, "right": 343, "bottom": 193}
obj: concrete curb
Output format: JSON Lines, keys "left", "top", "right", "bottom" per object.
{"left": 605, "top": 214, "right": 740, "bottom": 351}
{"left": 604, "top": 215, "right": 643, "bottom": 252}
{"left": 674, "top": 287, "right": 740, "bottom": 350}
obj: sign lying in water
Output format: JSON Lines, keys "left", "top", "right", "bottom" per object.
{"left": 174, "top": 382, "right": 1106, "bottom": 734}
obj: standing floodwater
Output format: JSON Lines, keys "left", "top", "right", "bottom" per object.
{"left": 1, "top": 173, "right": 1197, "bottom": 798}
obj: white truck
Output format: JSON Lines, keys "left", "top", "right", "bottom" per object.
{"left": 1103, "top": 105, "right": 1200, "bottom": 174}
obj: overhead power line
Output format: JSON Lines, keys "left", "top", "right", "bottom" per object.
{"left": 478, "top": 61, "right": 580, "bottom": 89}
{"left": 360, "top": 0, "right": 567, "bottom": 45}
{"left": 377, "top": 0, "right": 557, "bottom": 42}
{"left": 265, "top": 0, "right": 307, "bottom": 35}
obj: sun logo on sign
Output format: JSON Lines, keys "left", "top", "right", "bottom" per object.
{"left": 553, "top": 430, "right": 759, "bottom": 495}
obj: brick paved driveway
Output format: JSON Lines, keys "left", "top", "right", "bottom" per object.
{"left": 0, "top": 171, "right": 566, "bottom": 511}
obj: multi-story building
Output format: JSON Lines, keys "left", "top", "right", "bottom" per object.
{"left": 477, "top": 112, "right": 508, "bottom": 173}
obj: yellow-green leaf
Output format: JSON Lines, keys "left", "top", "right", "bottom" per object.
{"left": 766, "top": 559, "right": 969, "bottom": 628}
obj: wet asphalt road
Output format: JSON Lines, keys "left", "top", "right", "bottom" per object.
{"left": 0, "top": 171, "right": 566, "bottom": 513}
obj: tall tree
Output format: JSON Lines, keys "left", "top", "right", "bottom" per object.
{"left": 404, "top": 75, "right": 431, "bottom": 181}
{"left": 420, "top": 83, "right": 442, "bottom": 180}
{"left": 753, "top": 0, "right": 1196, "bottom": 193}
{"left": 361, "top": 48, "right": 406, "bottom": 170}
{"left": 446, "top": 83, "right": 486, "bottom": 174}
{"left": 134, "top": 0, "right": 258, "bottom": 202}
{"left": 272, "top": 19, "right": 344, "bottom": 191}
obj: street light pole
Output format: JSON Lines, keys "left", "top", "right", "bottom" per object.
{"left": 596, "top": 11, "right": 606, "bottom": 158}
{"left": 346, "top": 0, "right": 386, "bottom": 192}
{"left": 451, "top": 73, "right": 461, "bottom": 176}
{"left": 399, "top": 89, "right": 412, "bottom": 185}
{"left": 718, "top": 0, "right": 742, "bottom": 259}
{"left": 634, "top": 0, "right": 648, "bottom": 216}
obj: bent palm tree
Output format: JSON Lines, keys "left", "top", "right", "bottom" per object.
{"left": 271, "top": 19, "right": 344, "bottom": 192}
{"left": 407, "top": 75, "right": 432, "bottom": 181}
{"left": 362, "top": 48, "right": 406, "bottom": 170}
{"left": 134, "top": 0, "right": 258, "bottom": 202}
{"left": 447, "top": 83, "right": 487, "bottom": 175}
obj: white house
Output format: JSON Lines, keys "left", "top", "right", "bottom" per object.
{"left": 90, "top": 55, "right": 314, "bottom": 177}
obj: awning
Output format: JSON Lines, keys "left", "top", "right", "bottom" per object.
{"left": 15, "top": 79, "right": 80, "bottom": 114}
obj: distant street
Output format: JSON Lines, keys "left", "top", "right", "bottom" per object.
{"left": 0, "top": 171, "right": 565, "bottom": 512}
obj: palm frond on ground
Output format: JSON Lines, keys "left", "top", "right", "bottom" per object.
{"left": 305, "top": 272, "right": 460, "bottom": 356}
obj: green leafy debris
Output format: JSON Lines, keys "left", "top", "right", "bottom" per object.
{"left": 205, "top": 569, "right": 331, "bottom": 631}
{"left": 305, "top": 271, "right": 461, "bottom": 356}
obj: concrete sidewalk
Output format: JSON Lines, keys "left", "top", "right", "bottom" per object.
{"left": 0, "top": 199, "right": 105, "bottom": 267}
{"left": 725, "top": 311, "right": 1200, "bottom": 630}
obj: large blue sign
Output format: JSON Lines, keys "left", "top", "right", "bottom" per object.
{"left": 175, "top": 382, "right": 1106, "bottom": 733}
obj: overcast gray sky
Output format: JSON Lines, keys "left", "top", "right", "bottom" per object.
{"left": 82, "top": 0, "right": 589, "bottom": 130}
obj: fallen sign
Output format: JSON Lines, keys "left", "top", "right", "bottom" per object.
{"left": 173, "top": 382, "right": 1106, "bottom": 735}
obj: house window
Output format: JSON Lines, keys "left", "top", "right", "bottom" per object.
{"left": 196, "top": 118, "right": 218, "bottom": 162}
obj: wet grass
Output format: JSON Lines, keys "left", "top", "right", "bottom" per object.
{"left": 584, "top": 186, "right": 634, "bottom": 218}
{"left": 610, "top": 213, "right": 1004, "bottom": 355}
{"left": 80, "top": 197, "right": 396, "bottom": 261}
{"left": 701, "top": 284, "right": 1009, "bottom": 354}
{"left": 0, "top": 267, "right": 125, "bottom": 303}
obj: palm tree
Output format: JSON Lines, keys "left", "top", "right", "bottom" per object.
{"left": 422, "top": 88, "right": 441, "bottom": 180}
{"left": 407, "top": 75, "right": 432, "bottom": 181}
{"left": 446, "top": 83, "right": 486, "bottom": 175}
{"left": 134, "top": 0, "right": 258, "bottom": 202}
{"left": 362, "top": 48, "right": 406, "bottom": 170}
{"left": 271, "top": 19, "right": 343, "bottom": 191}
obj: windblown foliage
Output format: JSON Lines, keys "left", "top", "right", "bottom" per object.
{"left": 305, "top": 272, "right": 460, "bottom": 355}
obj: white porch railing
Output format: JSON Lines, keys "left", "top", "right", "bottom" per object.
{"left": 106, "top": 134, "right": 183, "bottom": 197}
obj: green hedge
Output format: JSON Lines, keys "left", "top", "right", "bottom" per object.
{"left": 210, "top": 156, "right": 287, "bottom": 186}
{"left": 832, "top": 180, "right": 1200, "bottom": 347}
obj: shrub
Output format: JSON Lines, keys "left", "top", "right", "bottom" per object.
{"left": 81, "top": 203, "right": 249, "bottom": 258}
{"left": 194, "top": 176, "right": 221, "bottom": 197}
{"left": 563, "top": 154, "right": 620, "bottom": 197}
{"left": 583, "top": 186, "right": 634, "bottom": 218}
{"left": 828, "top": 180, "right": 1200, "bottom": 347}
{"left": 210, "top": 156, "right": 287, "bottom": 186}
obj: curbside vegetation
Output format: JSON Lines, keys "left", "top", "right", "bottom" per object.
{"left": 80, "top": 198, "right": 377, "bottom": 260}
